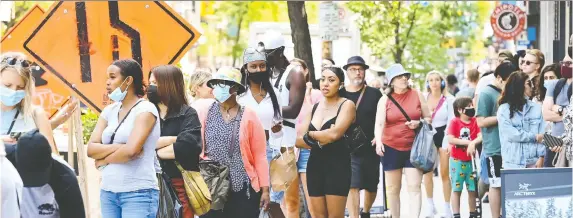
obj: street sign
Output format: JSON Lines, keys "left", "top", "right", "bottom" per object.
{"left": 1, "top": 5, "right": 72, "bottom": 116}
{"left": 319, "top": 2, "right": 340, "bottom": 41}
{"left": 490, "top": 4, "right": 526, "bottom": 40}
{"left": 24, "top": 1, "right": 201, "bottom": 113}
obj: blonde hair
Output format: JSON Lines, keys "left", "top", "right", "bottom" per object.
{"left": 425, "top": 70, "right": 450, "bottom": 96}
{"left": 188, "top": 68, "right": 212, "bottom": 97}
{"left": 0, "top": 52, "right": 35, "bottom": 120}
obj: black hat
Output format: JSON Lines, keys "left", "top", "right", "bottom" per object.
{"left": 16, "top": 129, "right": 53, "bottom": 187}
{"left": 343, "top": 56, "right": 369, "bottom": 71}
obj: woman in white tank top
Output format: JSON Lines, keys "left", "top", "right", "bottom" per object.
{"left": 423, "top": 71, "right": 455, "bottom": 218}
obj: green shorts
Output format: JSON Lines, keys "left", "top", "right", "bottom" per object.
{"left": 449, "top": 157, "right": 476, "bottom": 192}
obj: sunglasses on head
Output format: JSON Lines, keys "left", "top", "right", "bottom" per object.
{"left": 520, "top": 60, "right": 537, "bottom": 66}
{"left": 1, "top": 57, "right": 32, "bottom": 68}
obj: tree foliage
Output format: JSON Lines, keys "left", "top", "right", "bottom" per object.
{"left": 1, "top": 1, "right": 53, "bottom": 36}
{"left": 346, "top": 1, "right": 483, "bottom": 78}
{"left": 204, "top": 1, "right": 320, "bottom": 67}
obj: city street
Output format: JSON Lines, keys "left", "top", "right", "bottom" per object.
{"left": 361, "top": 167, "right": 492, "bottom": 218}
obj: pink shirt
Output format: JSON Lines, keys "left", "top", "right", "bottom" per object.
{"left": 194, "top": 99, "right": 269, "bottom": 192}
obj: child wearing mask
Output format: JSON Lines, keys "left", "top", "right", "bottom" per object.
{"left": 447, "top": 96, "right": 482, "bottom": 218}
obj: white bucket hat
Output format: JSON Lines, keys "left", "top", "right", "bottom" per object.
{"left": 385, "top": 63, "right": 411, "bottom": 84}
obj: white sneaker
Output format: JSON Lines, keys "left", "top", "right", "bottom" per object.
{"left": 440, "top": 206, "right": 453, "bottom": 218}
{"left": 423, "top": 203, "right": 437, "bottom": 217}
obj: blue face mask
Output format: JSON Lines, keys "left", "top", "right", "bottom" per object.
{"left": 108, "top": 77, "right": 131, "bottom": 102}
{"left": 0, "top": 85, "right": 26, "bottom": 107}
{"left": 213, "top": 84, "right": 233, "bottom": 103}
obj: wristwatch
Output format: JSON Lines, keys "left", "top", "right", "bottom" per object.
{"left": 558, "top": 106, "right": 565, "bottom": 116}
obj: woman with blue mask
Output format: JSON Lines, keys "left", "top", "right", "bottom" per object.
{"left": 0, "top": 52, "right": 58, "bottom": 153}
{"left": 497, "top": 71, "right": 545, "bottom": 169}
{"left": 194, "top": 67, "right": 270, "bottom": 218}
{"left": 87, "top": 59, "right": 161, "bottom": 218}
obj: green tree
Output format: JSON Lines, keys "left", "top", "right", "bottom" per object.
{"left": 1, "top": 1, "right": 53, "bottom": 36}
{"left": 346, "top": 1, "right": 481, "bottom": 80}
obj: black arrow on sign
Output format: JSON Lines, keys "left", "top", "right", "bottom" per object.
{"left": 108, "top": 1, "right": 142, "bottom": 66}
{"left": 23, "top": 1, "right": 100, "bottom": 112}
{"left": 76, "top": 2, "right": 92, "bottom": 83}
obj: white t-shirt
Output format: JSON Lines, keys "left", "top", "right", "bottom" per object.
{"left": 1, "top": 156, "right": 23, "bottom": 218}
{"left": 475, "top": 74, "right": 495, "bottom": 96}
{"left": 99, "top": 99, "right": 161, "bottom": 193}
{"left": 238, "top": 88, "right": 284, "bottom": 148}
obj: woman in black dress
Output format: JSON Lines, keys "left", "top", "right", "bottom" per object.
{"left": 296, "top": 66, "right": 356, "bottom": 218}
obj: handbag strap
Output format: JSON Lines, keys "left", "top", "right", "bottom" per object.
{"left": 110, "top": 100, "right": 143, "bottom": 144}
{"left": 355, "top": 87, "right": 367, "bottom": 109}
{"left": 431, "top": 96, "right": 446, "bottom": 120}
{"left": 6, "top": 110, "right": 20, "bottom": 135}
{"left": 386, "top": 94, "right": 412, "bottom": 122}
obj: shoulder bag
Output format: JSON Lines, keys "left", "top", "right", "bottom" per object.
{"left": 345, "top": 87, "right": 369, "bottom": 154}
{"left": 386, "top": 93, "right": 437, "bottom": 173}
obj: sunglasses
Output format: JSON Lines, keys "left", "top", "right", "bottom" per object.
{"left": 244, "top": 46, "right": 265, "bottom": 55}
{"left": 210, "top": 81, "right": 236, "bottom": 88}
{"left": 526, "top": 79, "right": 535, "bottom": 88}
{"left": 520, "top": 60, "right": 537, "bottom": 66}
{"left": 1, "top": 57, "right": 32, "bottom": 68}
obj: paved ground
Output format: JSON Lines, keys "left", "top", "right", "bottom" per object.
{"left": 354, "top": 167, "right": 493, "bottom": 218}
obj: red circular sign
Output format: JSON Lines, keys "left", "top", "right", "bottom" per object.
{"left": 490, "top": 4, "right": 526, "bottom": 40}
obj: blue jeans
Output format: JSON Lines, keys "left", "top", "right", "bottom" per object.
{"left": 297, "top": 149, "right": 311, "bottom": 173}
{"left": 266, "top": 146, "right": 285, "bottom": 203}
{"left": 100, "top": 189, "right": 159, "bottom": 218}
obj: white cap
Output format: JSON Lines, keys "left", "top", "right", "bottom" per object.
{"left": 262, "top": 30, "right": 285, "bottom": 50}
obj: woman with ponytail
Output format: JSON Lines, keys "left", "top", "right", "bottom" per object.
{"left": 238, "top": 45, "right": 285, "bottom": 215}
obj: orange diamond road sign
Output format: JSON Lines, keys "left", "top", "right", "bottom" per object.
{"left": 1, "top": 5, "right": 72, "bottom": 116}
{"left": 24, "top": 1, "right": 201, "bottom": 113}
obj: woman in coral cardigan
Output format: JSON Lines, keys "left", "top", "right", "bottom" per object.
{"left": 194, "top": 67, "right": 270, "bottom": 218}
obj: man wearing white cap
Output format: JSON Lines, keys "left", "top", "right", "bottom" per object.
{"left": 261, "top": 30, "right": 306, "bottom": 217}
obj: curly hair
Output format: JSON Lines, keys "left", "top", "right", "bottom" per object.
{"left": 498, "top": 71, "right": 529, "bottom": 118}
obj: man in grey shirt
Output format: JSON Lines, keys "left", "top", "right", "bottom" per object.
{"left": 456, "top": 69, "right": 479, "bottom": 99}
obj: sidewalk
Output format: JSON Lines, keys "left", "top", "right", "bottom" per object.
{"left": 357, "top": 167, "right": 492, "bottom": 218}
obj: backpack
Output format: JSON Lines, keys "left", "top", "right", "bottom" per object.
{"left": 553, "top": 78, "right": 572, "bottom": 104}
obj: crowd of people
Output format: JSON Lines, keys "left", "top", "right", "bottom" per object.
{"left": 1, "top": 30, "right": 572, "bottom": 218}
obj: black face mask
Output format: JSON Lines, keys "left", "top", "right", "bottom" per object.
{"left": 248, "top": 71, "right": 268, "bottom": 84}
{"left": 463, "top": 108, "right": 476, "bottom": 117}
{"left": 147, "top": 85, "right": 160, "bottom": 104}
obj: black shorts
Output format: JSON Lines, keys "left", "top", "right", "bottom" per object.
{"left": 350, "top": 149, "right": 380, "bottom": 192}
{"left": 307, "top": 146, "right": 351, "bottom": 197}
{"left": 486, "top": 155, "right": 502, "bottom": 188}
{"left": 381, "top": 144, "right": 414, "bottom": 171}
{"left": 433, "top": 125, "right": 446, "bottom": 149}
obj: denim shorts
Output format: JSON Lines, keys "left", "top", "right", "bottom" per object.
{"left": 100, "top": 188, "right": 159, "bottom": 218}
{"left": 267, "top": 145, "right": 285, "bottom": 203}
{"left": 297, "top": 149, "right": 311, "bottom": 173}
